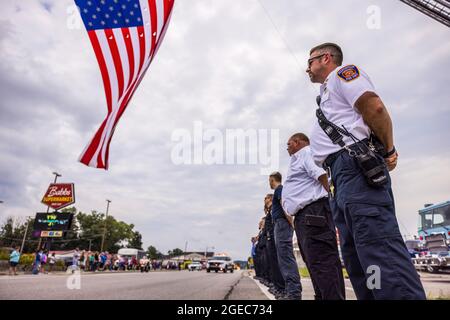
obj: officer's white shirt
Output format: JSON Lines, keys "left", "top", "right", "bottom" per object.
{"left": 281, "top": 146, "right": 328, "bottom": 216}
{"left": 310, "top": 65, "right": 376, "bottom": 166}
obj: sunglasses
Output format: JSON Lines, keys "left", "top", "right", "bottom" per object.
{"left": 307, "top": 53, "right": 332, "bottom": 68}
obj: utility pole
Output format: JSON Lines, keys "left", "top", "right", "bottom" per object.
{"left": 184, "top": 241, "right": 188, "bottom": 254}
{"left": 20, "top": 217, "right": 32, "bottom": 255}
{"left": 100, "top": 199, "right": 111, "bottom": 252}
{"left": 38, "top": 172, "right": 61, "bottom": 250}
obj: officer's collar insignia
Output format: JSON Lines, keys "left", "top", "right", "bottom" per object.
{"left": 337, "top": 65, "right": 360, "bottom": 82}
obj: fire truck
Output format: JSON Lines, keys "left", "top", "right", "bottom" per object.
{"left": 412, "top": 200, "right": 450, "bottom": 273}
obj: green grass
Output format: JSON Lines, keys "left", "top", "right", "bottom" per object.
{"left": 426, "top": 290, "right": 450, "bottom": 300}
{"left": 299, "top": 267, "right": 349, "bottom": 279}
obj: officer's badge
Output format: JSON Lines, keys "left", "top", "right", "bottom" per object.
{"left": 337, "top": 65, "right": 360, "bottom": 82}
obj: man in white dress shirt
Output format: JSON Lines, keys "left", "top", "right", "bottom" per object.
{"left": 282, "top": 133, "right": 345, "bottom": 300}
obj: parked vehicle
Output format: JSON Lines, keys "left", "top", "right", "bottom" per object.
{"left": 187, "top": 262, "right": 202, "bottom": 271}
{"left": 206, "top": 255, "right": 234, "bottom": 273}
{"left": 412, "top": 201, "right": 450, "bottom": 273}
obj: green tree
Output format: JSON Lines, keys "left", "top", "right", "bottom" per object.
{"left": 1, "top": 207, "right": 143, "bottom": 254}
{"left": 128, "top": 231, "right": 143, "bottom": 249}
{"left": 76, "top": 210, "right": 138, "bottom": 252}
{"left": 0, "top": 216, "right": 36, "bottom": 253}
{"left": 147, "top": 245, "right": 163, "bottom": 259}
{"left": 169, "top": 248, "right": 184, "bottom": 257}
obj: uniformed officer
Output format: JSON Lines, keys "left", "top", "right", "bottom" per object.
{"left": 306, "top": 42, "right": 426, "bottom": 300}
{"left": 263, "top": 194, "right": 286, "bottom": 299}
{"left": 282, "top": 133, "right": 345, "bottom": 300}
{"left": 255, "top": 217, "right": 270, "bottom": 285}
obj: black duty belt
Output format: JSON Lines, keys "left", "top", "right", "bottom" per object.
{"left": 295, "top": 197, "right": 328, "bottom": 216}
{"left": 323, "top": 138, "right": 369, "bottom": 168}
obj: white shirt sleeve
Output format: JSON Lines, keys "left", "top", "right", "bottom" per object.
{"left": 304, "top": 150, "right": 326, "bottom": 181}
{"left": 336, "top": 65, "right": 376, "bottom": 108}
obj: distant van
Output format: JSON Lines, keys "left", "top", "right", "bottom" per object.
{"left": 117, "top": 248, "right": 146, "bottom": 261}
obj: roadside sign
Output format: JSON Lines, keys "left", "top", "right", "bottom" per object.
{"left": 41, "top": 183, "right": 75, "bottom": 210}
{"left": 33, "top": 212, "right": 74, "bottom": 232}
{"left": 40, "top": 231, "right": 63, "bottom": 238}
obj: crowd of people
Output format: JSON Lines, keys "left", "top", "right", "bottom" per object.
{"left": 69, "top": 248, "right": 166, "bottom": 273}
{"left": 250, "top": 42, "right": 426, "bottom": 300}
{"left": 8, "top": 245, "right": 187, "bottom": 276}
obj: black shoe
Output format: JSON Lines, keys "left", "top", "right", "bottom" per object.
{"left": 275, "top": 293, "right": 287, "bottom": 300}
{"left": 278, "top": 294, "right": 302, "bottom": 300}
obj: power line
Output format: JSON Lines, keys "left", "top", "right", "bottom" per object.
{"left": 256, "top": 0, "right": 318, "bottom": 93}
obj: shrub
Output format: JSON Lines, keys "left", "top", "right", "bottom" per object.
{"left": 19, "top": 254, "right": 35, "bottom": 266}
{"left": 0, "top": 249, "right": 10, "bottom": 261}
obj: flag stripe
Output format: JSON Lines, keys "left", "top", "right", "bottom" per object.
{"left": 98, "top": 26, "right": 147, "bottom": 168}
{"left": 88, "top": 30, "right": 121, "bottom": 167}
{"left": 105, "top": 29, "right": 125, "bottom": 99}
{"left": 156, "top": 0, "right": 164, "bottom": 42}
{"left": 152, "top": 0, "right": 173, "bottom": 59}
{"left": 88, "top": 30, "right": 112, "bottom": 113}
{"left": 139, "top": 0, "right": 152, "bottom": 62}
{"left": 78, "top": 0, "right": 175, "bottom": 169}
{"left": 113, "top": 28, "right": 130, "bottom": 94}
{"left": 148, "top": 0, "right": 158, "bottom": 58}
{"left": 121, "top": 28, "right": 135, "bottom": 92}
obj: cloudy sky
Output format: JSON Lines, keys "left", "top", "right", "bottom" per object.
{"left": 1, "top": 0, "right": 449, "bottom": 260}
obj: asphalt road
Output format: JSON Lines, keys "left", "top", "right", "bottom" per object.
{"left": 0, "top": 270, "right": 244, "bottom": 300}
{"left": 1, "top": 269, "right": 449, "bottom": 300}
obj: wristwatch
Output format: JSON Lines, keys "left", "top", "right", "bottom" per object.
{"left": 383, "top": 146, "right": 396, "bottom": 158}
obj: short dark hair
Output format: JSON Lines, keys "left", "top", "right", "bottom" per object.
{"left": 290, "top": 133, "right": 310, "bottom": 144}
{"left": 265, "top": 193, "right": 273, "bottom": 199}
{"left": 269, "top": 172, "right": 282, "bottom": 182}
{"left": 310, "top": 42, "right": 343, "bottom": 66}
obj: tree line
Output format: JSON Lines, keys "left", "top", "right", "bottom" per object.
{"left": 0, "top": 207, "right": 187, "bottom": 259}
{"left": 0, "top": 207, "right": 143, "bottom": 253}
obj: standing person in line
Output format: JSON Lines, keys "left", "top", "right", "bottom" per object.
{"left": 9, "top": 246, "right": 20, "bottom": 276}
{"left": 79, "top": 251, "right": 86, "bottom": 271}
{"left": 72, "top": 248, "right": 80, "bottom": 273}
{"left": 89, "top": 252, "right": 95, "bottom": 271}
{"left": 40, "top": 250, "right": 47, "bottom": 274}
{"left": 48, "top": 252, "right": 56, "bottom": 274}
{"left": 256, "top": 217, "right": 270, "bottom": 285}
{"left": 94, "top": 252, "right": 99, "bottom": 271}
{"left": 283, "top": 132, "right": 345, "bottom": 300}
{"left": 32, "top": 249, "right": 42, "bottom": 275}
{"left": 269, "top": 172, "right": 302, "bottom": 300}
{"left": 263, "top": 194, "right": 286, "bottom": 299}
{"left": 250, "top": 237, "right": 258, "bottom": 275}
{"left": 306, "top": 42, "right": 425, "bottom": 299}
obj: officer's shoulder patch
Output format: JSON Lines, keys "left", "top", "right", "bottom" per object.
{"left": 337, "top": 65, "right": 360, "bottom": 82}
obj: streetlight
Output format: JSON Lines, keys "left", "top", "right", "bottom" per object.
{"left": 52, "top": 172, "right": 62, "bottom": 183}
{"left": 100, "top": 199, "right": 111, "bottom": 252}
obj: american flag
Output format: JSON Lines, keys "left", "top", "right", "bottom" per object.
{"left": 75, "top": 0, "right": 175, "bottom": 169}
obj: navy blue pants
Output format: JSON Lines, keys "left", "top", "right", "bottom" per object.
{"left": 267, "top": 238, "right": 286, "bottom": 291}
{"left": 274, "top": 217, "right": 302, "bottom": 298}
{"left": 328, "top": 151, "right": 426, "bottom": 300}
